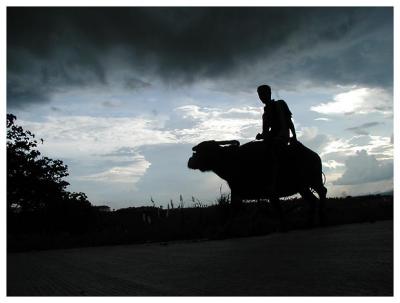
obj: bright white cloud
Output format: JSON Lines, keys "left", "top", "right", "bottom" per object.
{"left": 321, "top": 134, "right": 393, "bottom": 160}
{"left": 311, "top": 131, "right": 393, "bottom": 196}
{"left": 298, "top": 126, "right": 319, "bottom": 141}
{"left": 333, "top": 150, "right": 393, "bottom": 185}
{"left": 324, "top": 172, "right": 344, "bottom": 186}
{"left": 176, "top": 105, "right": 215, "bottom": 121}
{"left": 310, "top": 87, "right": 392, "bottom": 115}
{"left": 368, "top": 136, "right": 394, "bottom": 160}
{"left": 79, "top": 155, "right": 151, "bottom": 184}
{"left": 174, "top": 105, "right": 262, "bottom": 143}
{"left": 20, "top": 115, "right": 177, "bottom": 158}
{"left": 297, "top": 126, "right": 330, "bottom": 153}
{"left": 220, "top": 106, "right": 261, "bottom": 118}
{"left": 17, "top": 115, "right": 176, "bottom": 192}
{"left": 175, "top": 105, "right": 261, "bottom": 120}
{"left": 323, "top": 160, "right": 345, "bottom": 169}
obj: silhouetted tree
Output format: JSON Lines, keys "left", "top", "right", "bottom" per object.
{"left": 7, "top": 114, "right": 91, "bottom": 215}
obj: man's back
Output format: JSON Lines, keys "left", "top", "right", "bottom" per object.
{"left": 263, "top": 99, "right": 292, "bottom": 140}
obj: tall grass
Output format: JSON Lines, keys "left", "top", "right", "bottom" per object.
{"left": 7, "top": 194, "right": 393, "bottom": 252}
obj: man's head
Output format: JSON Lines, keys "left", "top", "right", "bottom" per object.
{"left": 257, "top": 85, "right": 272, "bottom": 104}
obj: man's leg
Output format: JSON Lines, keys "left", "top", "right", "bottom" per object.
{"left": 270, "top": 137, "right": 286, "bottom": 195}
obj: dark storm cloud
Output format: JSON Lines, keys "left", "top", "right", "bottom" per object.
{"left": 7, "top": 7, "right": 393, "bottom": 107}
{"left": 345, "top": 122, "right": 383, "bottom": 135}
{"left": 123, "top": 77, "right": 152, "bottom": 90}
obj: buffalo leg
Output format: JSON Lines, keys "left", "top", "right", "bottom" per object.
{"left": 270, "top": 197, "right": 287, "bottom": 232}
{"left": 300, "top": 189, "right": 318, "bottom": 228}
{"left": 315, "top": 185, "right": 327, "bottom": 226}
{"left": 230, "top": 191, "right": 242, "bottom": 211}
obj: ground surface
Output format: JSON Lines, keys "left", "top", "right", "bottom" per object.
{"left": 7, "top": 220, "right": 393, "bottom": 296}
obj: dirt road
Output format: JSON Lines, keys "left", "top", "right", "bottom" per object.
{"left": 7, "top": 220, "right": 393, "bottom": 296}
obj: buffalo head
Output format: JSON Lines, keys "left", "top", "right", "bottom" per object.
{"left": 188, "top": 140, "right": 240, "bottom": 172}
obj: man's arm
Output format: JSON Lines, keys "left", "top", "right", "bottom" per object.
{"left": 256, "top": 107, "right": 271, "bottom": 140}
{"left": 289, "top": 119, "right": 297, "bottom": 140}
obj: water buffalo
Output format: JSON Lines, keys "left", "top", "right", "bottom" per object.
{"left": 188, "top": 139, "right": 327, "bottom": 227}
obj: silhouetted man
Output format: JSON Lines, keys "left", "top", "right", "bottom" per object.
{"left": 255, "top": 84, "right": 297, "bottom": 195}
{"left": 256, "top": 85, "right": 296, "bottom": 143}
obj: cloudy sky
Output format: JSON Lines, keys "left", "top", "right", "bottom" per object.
{"left": 7, "top": 7, "right": 393, "bottom": 209}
